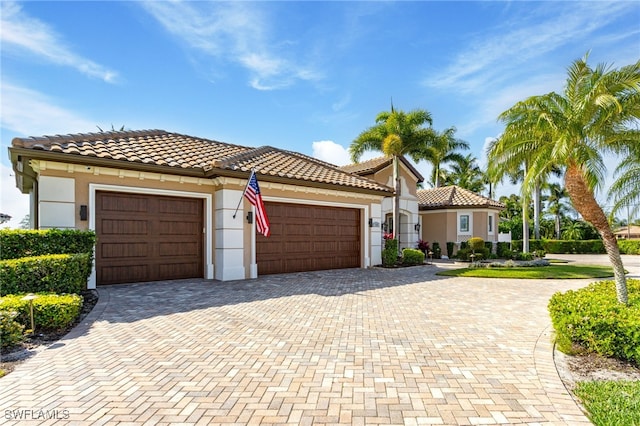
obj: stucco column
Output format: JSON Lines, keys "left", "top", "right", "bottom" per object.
{"left": 215, "top": 188, "right": 246, "bottom": 281}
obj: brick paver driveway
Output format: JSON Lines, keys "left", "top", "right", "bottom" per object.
{"left": 1, "top": 264, "right": 594, "bottom": 425}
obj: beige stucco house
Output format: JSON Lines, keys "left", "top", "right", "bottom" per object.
{"left": 417, "top": 185, "right": 504, "bottom": 255}
{"left": 9, "top": 129, "right": 393, "bottom": 287}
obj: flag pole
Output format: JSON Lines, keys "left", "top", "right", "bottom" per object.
{"left": 233, "top": 169, "right": 254, "bottom": 219}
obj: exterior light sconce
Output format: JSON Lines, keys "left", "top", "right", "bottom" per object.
{"left": 414, "top": 223, "right": 421, "bottom": 233}
{"left": 246, "top": 211, "right": 253, "bottom": 224}
{"left": 368, "top": 218, "right": 373, "bottom": 227}
{"left": 79, "top": 205, "right": 88, "bottom": 221}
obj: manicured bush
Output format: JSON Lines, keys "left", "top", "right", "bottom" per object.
{"left": 0, "top": 310, "right": 24, "bottom": 349}
{"left": 468, "top": 237, "right": 485, "bottom": 251}
{"left": 0, "top": 229, "right": 96, "bottom": 260}
{"left": 548, "top": 279, "right": 640, "bottom": 365}
{"left": 618, "top": 239, "right": 640, "bottom": 255}
{"left": 484, "top": 241, "right": 493, "bottom": 254}
{"left": 496, "top": 242, "right": 511, "bottom": 258}
{"left": 446, "top": 242, "right": 455, "bottom": 258}
{"left": 402, "top": 248, "right": 425, "bottom": 266}
{"left": 0, "top": 253, "right": 91, "bottom": 296}
{"left": 512, "top": 239, "right": 606, "bottom": 254}
{"left": 0, "top": 293, "right": 83, "bottom": 332}
{"left": 455, "top": 247, "right": 490, "bottom": 261}
{"left": 431, "top": 242, "right": 442, "bottom": 259}
{"left": 382, "top": 238, "right": 399, "bottom": 267}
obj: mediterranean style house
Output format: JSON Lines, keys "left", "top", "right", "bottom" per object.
{"left": 9, "top": 129, "right": 504, "bottom": 287}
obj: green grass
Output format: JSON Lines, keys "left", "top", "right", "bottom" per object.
{"left": 574, "top": 381, "right": 640, "bottom": 426}
{"left": 436, "top": 264, "right": 614, "bottom": 279}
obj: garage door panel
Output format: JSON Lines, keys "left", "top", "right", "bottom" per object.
{"left": 100, "top": 219, "right": 148, "bottom": 235}
{"left": 257, "top": 202, "right": 360, "bottom": 275}
{"left": 100, "top": 242, "right": 149, "bottom": 258}
{"left": 96, "top": 192, "right": 203, "bottom": 285}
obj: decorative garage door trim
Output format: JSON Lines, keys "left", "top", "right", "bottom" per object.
{"left": 88, "top": 184, "right": 213, "bottom": 288}
{"left": 255, "top": 197, "right": 368, "bottom": 274}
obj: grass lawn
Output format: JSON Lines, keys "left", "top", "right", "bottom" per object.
{"left": 436, "top": 264, "right": 615, "bottom": 279}
{"left": 574, "top": 381, "right": 640, "bottom": 426}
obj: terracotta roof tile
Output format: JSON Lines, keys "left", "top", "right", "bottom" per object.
{"left": 417, "top": 185, "right": 504, "bottom": 209}
{"left": 11, "top": 129, "right": 391, "bottom": 194}
{"left": 340, "top": 155, "right": 424, "bottom": 183}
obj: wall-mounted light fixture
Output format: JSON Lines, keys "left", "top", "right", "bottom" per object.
{"left": 79, "top": 205, "right": 88, "bottom": 221}
{"left": 368, "top": 218, "right": 373, "bottom": 227}
{"left": 414, "top": 223, "right": 421, "bottom": 233}
{"left": 246, "top": 211, "right": 253, "bottom": 224}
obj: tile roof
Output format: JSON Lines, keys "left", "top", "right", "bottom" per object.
{"left": 340, "top": 155, "right": 424, "bottom": 183}
{"left": 10, "top": 130, "right": 392, "bottom": 194}
{"left": 417, "top": 185, "right": 504, "bottom": 210}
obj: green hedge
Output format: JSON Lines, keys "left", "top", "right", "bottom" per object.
{"left": 0, "top": 293, "right": 83, "bottom": 332}
{"left": 402, "top": 248, "right": 425, "bottom": 266}
{"left": 0, "top": 229, "right": 96, "bottom": 260}
{"left": 618, "top": 240, "right": 640, "bottom": 255}
{"left": 0, "top": 254, "right": 92, "bottom": 296}
{"left": 548, "top": 279, "right": 640, "bottom": 365}
{"left": 511, "top": 239, "right": 605, "bottom": 254}
{"left": 0, "top": 311, "right": 24, "bottom": 349}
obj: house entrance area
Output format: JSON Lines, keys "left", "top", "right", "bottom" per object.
{"left": 256, "top": 202, "right": 361, "bottom": 274}
{"left": 95, "top": 191, "right": 204, "bottom": 285}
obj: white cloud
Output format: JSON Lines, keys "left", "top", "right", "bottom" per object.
{"left": 1, "top": 83, "right": 95, "bottom": 136}
{"left": 312, "top": 140, "right": 351, "bottom": 166}
{"left": 424, "top": 2, "right": 634, "bottom": 94}
{"left": 141, "top": 1, "right": 321, "bottom": 90}
{"left": 0, "top": 163, "right": 29, "bottom": 230}
{"left": 0, "top": 1, "right": 118, "bottom": 83}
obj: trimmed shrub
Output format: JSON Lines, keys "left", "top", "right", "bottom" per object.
{"left": 512, "top": 239, "right": 606, "bottom": 254}
{"left": 468, "top": 237, "right": 485, "bottom": 251}
{"left": 618, "top": 240, "right": 640, "bottom": 255}
{"left": 548, "top": 279, "right": 640, "bottom": 365}
{"left": 0, "top": 293, "right": 83, "bottom": 332}
{"left": 402, "top": 248, "right": 425, "bottom": 266}
{"left": 0, "top": 310, "right": 24, "bottom": 349}
{"left": 0, "top": 253, "right": 91, "bottom": 296}
{"left": 382, "top": 238, "right": 399, "bottom": 267}
{"left": 484, "top": 241, "right": 493, "bottom": 254}
{"left": 431, "top": 242, "right": 442, "bottom": 259}
{"left": 446, "top": 242, "right": 455, "bottom": 258}
{"left": 496, "top": 242, "right": 511, "bottom": 258}
{"left": 0, "top": 229, "right": 96, "bottom": 260}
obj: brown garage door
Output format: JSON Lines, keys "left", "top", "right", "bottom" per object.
{"left": 96, "top": 191, "right": 204, "bottom": 285}
{"left": 256, "top": 202, "right": 361, "bottom": 275}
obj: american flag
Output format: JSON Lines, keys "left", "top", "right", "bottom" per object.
{"left": 244, "top": 171, "right": 270, "bottom": 237}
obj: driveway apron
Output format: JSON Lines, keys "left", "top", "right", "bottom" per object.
{"left": 0, "top": 265, "right": 594, "bottom": 425}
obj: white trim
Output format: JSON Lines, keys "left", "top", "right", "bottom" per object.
{"left": 261, "top": 196, "right": 371, "bottom": 269}
{"left": 457, "top": 211, "right": 472, "bottom": 235}
{"left": 488, "top": 213, "right": 495, "bottom": 235}
{"left": 88, "top": 183, "right": 214, "bottom": 289}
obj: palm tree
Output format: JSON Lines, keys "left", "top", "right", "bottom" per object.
{"left": 414, "top": 127, "right": 469, "bottom": 188}
{"left": 350, "top": 107, "right": 434, "bottom": 249}
{"left": 545, "top": 182, "right": 570, "bottom": 239}
{"left": 444, "top": 153, "right": 485, "bottom": 193}
{"left": 488, "top": 54, "right": 640, "bottom": 304}
{"left": 609, "top": 143, "right": 640, "bottom": 222}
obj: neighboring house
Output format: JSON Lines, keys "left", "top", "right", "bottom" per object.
{"left": 614, "top": 225, "right": 640, "bottom": 239}
{"left": 416, "top": 185, "right": 504, "bottom": 255}
{"left": 341, "top": 156, "right": 424, "bottom": 251}
{"left": 9, "top": 130, "right": 393, "bottom": 287}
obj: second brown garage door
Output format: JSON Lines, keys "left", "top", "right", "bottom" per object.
{"left": 95, "top": 191, "right": 204, "bottom": 285}
{"left": 256, "top": 202, "right": 361, "bottom": 275}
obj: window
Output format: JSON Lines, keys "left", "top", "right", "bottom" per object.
{"left": 488, "top": 214, "right": 494, "bottom": 233}
{"left": 459, "top": 214, "right": 469, "bottom": 233}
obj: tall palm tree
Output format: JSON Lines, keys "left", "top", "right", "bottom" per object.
{"left": 488, "top": 54, "right": 640, "bottom": 304}
{"left": 444, "top": 153, "right": 485, "bottom": 193}
{"left": 414, "top": 127, "right": 469, "bottom": 188}
{"left": 350, "top": 107, "right": 434, "bottom": 249}
{"left": 545, "top": 182, "right": 570, "bottom": 239}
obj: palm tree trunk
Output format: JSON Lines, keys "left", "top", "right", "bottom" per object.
{"left": 522, "top": 193, "right": 530, "bottom": 253}
{"left": 533, "top": 182, "right": 541, "bottom": 240}
{"left": 565, "top": 163, "right": 628, "bottom": 304}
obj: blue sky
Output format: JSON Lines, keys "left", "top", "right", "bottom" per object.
{"left": 2, "top": 0, "right": 639, "bottom": 228}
